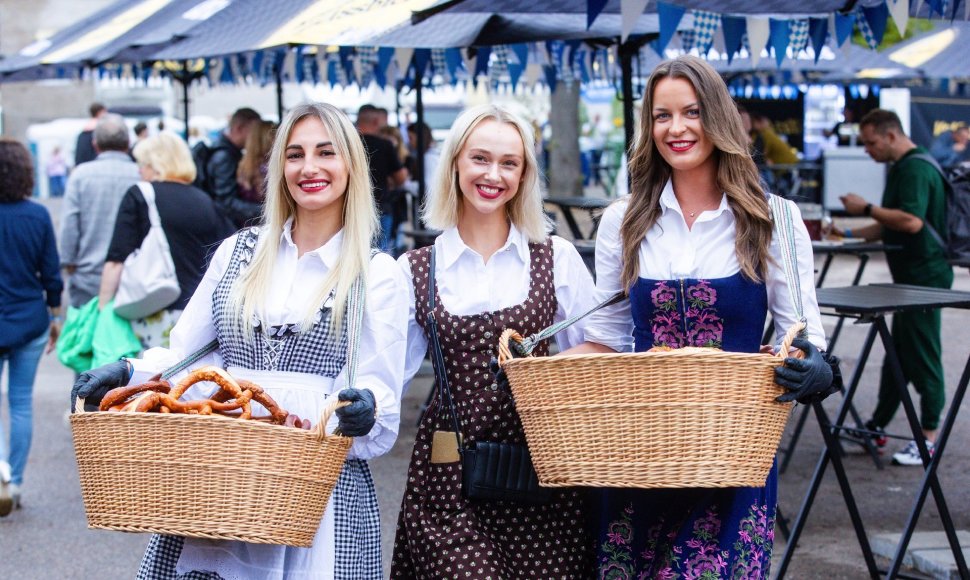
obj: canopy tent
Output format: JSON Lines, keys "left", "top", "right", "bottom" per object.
{"left": 888, "top": 19, "right": 970, "bottom": 79}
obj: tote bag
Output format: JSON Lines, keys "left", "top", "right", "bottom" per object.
{"left": 114, "top": 182, "right": 181, "bottom": 320}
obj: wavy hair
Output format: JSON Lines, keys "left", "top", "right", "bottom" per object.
{"left": 423, "top": 104, "right": 550, "bottom": 242}
{"left": 620, "top": 55, "right": 771, "bottom": 290}
{"left": 0, "top": 138, "right": 34, "bottom": 203}
{"left": 228, "top": 102, "right": 377, "bottom": 336}
{"left": 132, "top": 133, "right": 197, "bottom": 183}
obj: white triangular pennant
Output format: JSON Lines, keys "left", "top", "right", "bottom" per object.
{"left": 621, "top": 0, "right": 650, "bottom": 43}
{"left": 394, "top": 47, "right": 414, "bottom": 72}
{"left": 525, "top": 62, "right": 542, "bottom": 88}
{"left": 889, "top": 0, "right": 909, "bottom": 38}
{"left": 746, "top": 17, "right": 770, "bottom": 68}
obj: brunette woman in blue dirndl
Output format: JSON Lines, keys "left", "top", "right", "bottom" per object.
{"left": 563, "top": 55, "right": 834, "bottom": 579}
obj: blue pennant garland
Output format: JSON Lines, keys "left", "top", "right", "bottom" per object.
{"left": 721, "top": 16, "right": 746, "bottom": 64}
{"left": 808, "top": 17, "right": 828, "bottom": 63}
{"left": 860, "top": 2, "right": 890, "bottom": 48}
{"left": 769, "top": 19, "right": 791, "bottom": 67}
{"left": 656, "top": 2, "right": 687, "bottom": 56}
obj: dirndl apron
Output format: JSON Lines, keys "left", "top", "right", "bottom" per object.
{"left": 136, "top": 227, "right": 381, "bottom": 580}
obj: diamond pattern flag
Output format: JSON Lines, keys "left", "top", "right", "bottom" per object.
{"left": 788, "top": 19, "right": 810, "bottom": 54}
{"left": 861, "top": 2, "right": 889, "bottom": 48}
{"left": 855, "top": 7, "right": 880, "bottom": 49}
{"left": 692, "top": 10, "right": 721, "bottom": 55}
{"left": 680, "top": 28, "right": 697, "bottom": 52}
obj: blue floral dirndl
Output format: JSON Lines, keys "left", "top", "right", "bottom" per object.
{"left": 591, "top": 272, "right": 778, "bottom": 579}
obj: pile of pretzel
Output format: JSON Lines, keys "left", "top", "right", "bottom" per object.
{"left": 99, "top": 366, "right": 296, "bottom": 425}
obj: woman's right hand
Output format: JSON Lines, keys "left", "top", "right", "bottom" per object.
{"left": 71, "top": 360, "right": 133, "bottom": 412}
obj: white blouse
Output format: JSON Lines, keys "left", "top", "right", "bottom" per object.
{"left": 399, "top": 224, "right": 597, "bottom": 388}
{"left": 131, "top": 222, "right": 410, "bottom": 460}
{"left": 584, "top": 180, "right": 826, "bottom": 353}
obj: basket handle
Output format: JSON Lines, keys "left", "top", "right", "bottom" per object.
{"left": 497, "top": 329, "right": 533, "bottom": 364}
{"left": 311, "top": 398, "right": 351, "bottom": 442}
{"left": 777, "top": 321, "right": 807, "bottom": 359}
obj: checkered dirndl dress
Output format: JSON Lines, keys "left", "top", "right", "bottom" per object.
{"left": 390, "top": 240, "right": 593, "bottom": 579}
{"left": 136, "top": 227, "right": 382, "bottom": 580}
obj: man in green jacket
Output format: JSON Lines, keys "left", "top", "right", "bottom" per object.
{"left": 836, "top": 108, "right": 954, "bottom": 466}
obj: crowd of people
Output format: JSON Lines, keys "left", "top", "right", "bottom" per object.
{"left": 4, "top": 52, "right": 959, "bottom": 578}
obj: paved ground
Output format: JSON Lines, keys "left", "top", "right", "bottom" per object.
{"left": 1, "top": 199, "right": 969, "bottom": 578}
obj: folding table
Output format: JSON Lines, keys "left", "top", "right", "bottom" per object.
{"left": 543, "top": 196, "right": 609, "bottom": 240}
{"left": 777, "top": 284, "right": 970, "bottom": 579}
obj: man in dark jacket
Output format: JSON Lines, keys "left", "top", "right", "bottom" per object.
{"left": 356, "top": 104, "right": 407, "bottom": 252}
{"left": 201, "top": 107, "right": 261, "bottom": 228}
{"left": 74, "top": 103, "right": 106, "bottom": 166}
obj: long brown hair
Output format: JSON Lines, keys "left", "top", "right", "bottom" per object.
{"left": 237, "top": 120, "right": 276, "bottom": 190}
{"left": 620, "top": 55, "right": 771, "bottom": 290}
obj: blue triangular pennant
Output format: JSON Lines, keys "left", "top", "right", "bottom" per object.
{"left": 587, "top": 0, "right": 608, "bottom": 29}
{"left": 473, "top": 46, "right": 490, "bottom": 79}
{"left": 543, "top": 64, "right": 557, "bottom": 92}
{"left": 656, "top": 2, "right": 687, "bottom": 56}
{"left": 926, "top": 0, "right": 946, "bottom": 16}
{"left": 721, "top": 16, "right": 746, "bottom": 64}
{"left": 809, "top": 18, "right": 828, "bottom": 63}
{"left": 375, "top": 47, "right": 394, "bottom": 89}
{"left": 861, "top": 2, "right": 889, "bottom": 47}
{"left": 834, "top": 12, "right": 855, "bottom": 46}
{"left": 769, "top": 19, "right": 791, "bottom": 67}
{"left": 412, "top": 48, "right": 431, "bottom": 78}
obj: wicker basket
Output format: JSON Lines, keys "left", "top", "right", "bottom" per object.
{"left": 70, "top": 397, "right": 351, "bottom": 547}
{"left": 498, "top": 324, "right": 802, "bottom": 489}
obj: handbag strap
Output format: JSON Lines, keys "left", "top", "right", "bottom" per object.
{"left": 767, "top": 194, "right": 807, "bottom": 337}
{"left": 508, "top": 290, "right": 624, "bottom": 356}
{"left": 135, "top": 181, "right": 163, "bottom": 229}
{"left": 425, "top": 246, "right": 466, "bottom": 442}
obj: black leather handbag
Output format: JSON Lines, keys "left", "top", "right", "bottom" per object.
{"left": 425, "top": 247, "right": 552, "bottom": 505}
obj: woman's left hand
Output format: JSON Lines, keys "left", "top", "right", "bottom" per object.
{"left": 335, "top": 388, "right": 377, "bottom": 437}
{"left": 46, "top": 321, "right": 61, "bottom": 354}
{"left": 774, "top": 338, "right": 834, "bottom": 404}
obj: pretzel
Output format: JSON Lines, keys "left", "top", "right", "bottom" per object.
{"left": 236, "top": 379, "right": 289, "bottom": 425}
{"left": 100, "top": 381, "right": 171, "bottom": 412}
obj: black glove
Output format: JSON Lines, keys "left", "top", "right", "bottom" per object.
{"left": 774, "top": 338, "right": 835, "bottom": 404}
{"left": 71, "top": 360, "right": 132, "bottom": 412}
{"left": 335, "top": 388, "right": 377, "bottom": 437}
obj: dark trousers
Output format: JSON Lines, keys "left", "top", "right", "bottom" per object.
{"left": 873, "top": 307, "right": 946, "bottom": 431}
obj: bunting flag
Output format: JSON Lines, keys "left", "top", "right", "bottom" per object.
{"left": 926, "top": 0, "right": 946, "bottom": 16}
{"left": 621, "top": 0, "right": 650, "bottom": 43}
{"left": 693, "top": 10, "right": 722, "bottom": 56}
{"left": 375, "top": 47, "right": 394, "bottom": 89}
{"left": 888, "top": 0, "right": 909, "bottom": 38}
{"left": 855, "top": 7, "right": 882, "bottom": 49}
{"left": 508, "top": 43, "right": 529, "bottom": 89}
{"left": 679, "top": 28, "right": 697, "bottom": 52}
{"left": 788, "top": 19, "right": 810, "bottom": 54}
{"left": 808, "top": 17, "right": 829, "bottom": 63}
{"left": 488, "top": 45, "right": 508, "bottom": 88}
{"left": 834, "top": 11, "right": 855, "bottom": 46}
{"left": 655, "top": 2, "right": 687, "bottom": 56}
{"left": 587, "top": 0, "right": 608, "bottom": 29}
{"left": 769, "top": 19, "right": 791, "bottom": 67}
{"left": 721, "top": 16, "right": 746, "bottom": 63}
{"left": 861, "top": 2, "right": 890, "bottom": 48}
{"left": 746, "top": 17, "right": 770, "bottom": 68}
{"left": 444, "top": 48, "right": 463, "bottom": 86}
{"left": 412, "top": 48, "right": 431, "bottom": 80}
{"left": 473, "top": 46, "right": 491, "bottom": 80}
{"left": 431, "top": 48, "right": 448, "bottom": 82}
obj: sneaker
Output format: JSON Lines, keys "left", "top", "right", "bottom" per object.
{"left": 0, "top": 462, "right": 10, "bottom": 517}
{"left": 845, "top": 420, "right": 888, "bottom": 454}
{"left": 892, "top": 439, "right": 935, "bottom": 466}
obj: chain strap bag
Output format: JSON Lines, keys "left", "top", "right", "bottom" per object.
{"left": 114, "top": 182, "right": 181, "bottom": 320}
{"left": 425, "top": 247, "right": 552, "bottom": 505}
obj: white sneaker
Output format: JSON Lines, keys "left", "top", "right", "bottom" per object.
{"left": 892, "top": 439, "right": 935, "bottom": 466}
{"left": 0, "top": 461, "right": 11, "bottom": 517}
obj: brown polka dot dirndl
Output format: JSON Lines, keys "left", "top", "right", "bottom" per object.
{"left": 390, "top": 240, "right": 593, "bottom": 579}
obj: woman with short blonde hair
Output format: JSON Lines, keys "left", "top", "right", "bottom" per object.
{"left": 132, "top": 132, "right": 197, "bottom": 184}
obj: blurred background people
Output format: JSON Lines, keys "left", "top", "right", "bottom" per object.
{"left": 74, "top": 102, "right": 106, "bottom": 166}
{"left": 930, "top": 125, "right": 970, "bottom": 168}
{"left": 0, "top": 138, "right": 63, "bottom": 515}
{"left": 59, "top": 113, "right": 140, "bottom": 309}
{"left": 45, "top": 146, "right": 68, "bottom": 198}
{"left": 356, "top": 104, "right": 407, "bottom": 253}
{"left": 99, "top": 133, "right": 235, "bottom": 350}
{"left": 236, "top": 120, "right": 277, "bottom": 205}
{"left": 195, "top": 107, "right": 262, "bottom": 228}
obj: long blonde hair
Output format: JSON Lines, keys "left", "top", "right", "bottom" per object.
{"left": 229, "top": 102, "right": 377, "bottom": 335}
{"left": 620, "top": 55, "right": 771, "bottom": 290}
{"left": 422, "top": 104, "right": 550, "bottom": 242}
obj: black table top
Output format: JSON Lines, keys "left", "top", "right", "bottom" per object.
{"left": 817, "top": 284, "right": 970, "bottom": 315}
{"left": 544, "top": 196, "right": 611, "bottom": 209}
{"left": 811, "top": 241, "right": 901, "bottom": 255}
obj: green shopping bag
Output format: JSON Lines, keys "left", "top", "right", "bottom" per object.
{"left": 56, "top": 298, "right": 99, "bottom": 374}
{"left": 92, "top": 300, "right": 143, "bottom": 368}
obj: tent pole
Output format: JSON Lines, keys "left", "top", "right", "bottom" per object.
{"left": 415, "top": 63, "right": 426, "bottom": 228}
{"left": 275, "top": 63, "right": 284, "bottom": 122}
{"left": 182, "top": 60, "right": 191, "bottom": 141}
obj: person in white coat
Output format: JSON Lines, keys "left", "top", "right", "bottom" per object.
{"left": 71, "top": 102, "right": 409, "bottom": 579}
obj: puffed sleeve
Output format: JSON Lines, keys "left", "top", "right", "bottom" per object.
{"left": 127, "top": 233, "right": 238, "bottom": 383}
{"left": 550, "top": 236, "right": 597, "bottom": 350}
{"left": 398, "top": 252, "right": 428, "bottom": 394}
{"left": 332, "top": 252, "right": 410, "bottom": 460}
{"left": 582, "top": 200, "right": 635, "bottom": 352}
{"left": 766, "top": 198, "right": 827, "bottom": 351}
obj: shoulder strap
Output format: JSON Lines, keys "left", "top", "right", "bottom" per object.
{"left": 898, "top": 153, "right": 950, "bottom": 251}
{"left": 768, "top": 194, "right": 807, "bottom": 337}
{"left": 426, "top": 246, "right": 466, "bottom": 441}
{"left": 135, "top": 181, "right": 162, "bottom": 228}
